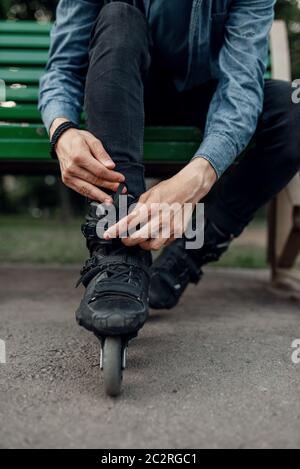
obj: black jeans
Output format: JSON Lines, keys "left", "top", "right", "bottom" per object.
{"left": 85, "top": 1, "right": 300, "bottom": 237}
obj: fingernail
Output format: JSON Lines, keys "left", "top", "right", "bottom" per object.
{"left": 105, "top": 161, "right": 115, "bottom": 168}
{"left": 105, "top": 198, "right": 113, "bottom": 204}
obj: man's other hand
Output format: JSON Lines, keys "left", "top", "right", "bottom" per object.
{"left": 104, "top": 157, "right": 217, "bottom": 250}
{"left": 50, "top": 118, "right": 125, "bottom": 203}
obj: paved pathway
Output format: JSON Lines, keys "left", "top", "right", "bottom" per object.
{"left": 0, "top": 265, "right": 300, "bottom": 449}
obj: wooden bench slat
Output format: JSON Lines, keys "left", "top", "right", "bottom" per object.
{"left": 0, "top": 21, "right": 52, "bottom": 35}
{"left": 5, "top": 85, "right": 39, "bottom": 102}
{"left": 0, "top": 124, "right": 202, "bottom": 142}
{"left": 0, "top": 67, "right": 272, "bottom": 87}
{"left": 0, "top": 124, "right": 48, "bottom": 139}
{"left": 0, "top": 67, "right": 44, "bottom": 83}
{"left": 0, "top": 50, "right": 49, "bottom": 66}
{"left": 0, "top": 138, "right": 198, "bottom": 162}
{"left": 0, "top": 104, "right": 41, "bottom": 121}
{"left": 0, "top": 34, "right": 50, "bottom": 49}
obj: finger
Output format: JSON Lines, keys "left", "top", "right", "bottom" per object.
{"left": 121, "top": 236, "right": 143, "bottom": 247}
{"left": 139, "top": 238, "right": 164, "bottom": 251}
{"left": 103, "top": 213, "right": 135, "bottom": 239}
{"left": 139, "top": 240, "right": 153, "bottom": 251}
{"left": 139, "top": 230, "right": 175, "bottom": 252}
{"left": 104, "top": 203, "right": 150, "bottom": 239}
{"left": 79, "top": 150, "right": 125, "bottom": 183}
{"left": 70, "top": 177, "right": 113, "bottom": 203}
{"left": 69, "top": 166, "right": 126, "bottom": 193}
{"left": 138, "top": 191, "right": 151, "bottom": 204}
{"left": 120, "top": 218, "right": 158, "bottom": 246}
{"left": 127, "top": 216, "right": 161, "bottom": 243}
{"left": 128, "top": 201, "right": 179, "bottom": 242}
{"left": 84, "top": 133, "right": 116, "bottom": 169}
{"left": 122, "top": 215, "right": 162, "bottom": 247}
{"left": 147, "top": 237, "right": 165, "bottom": 251}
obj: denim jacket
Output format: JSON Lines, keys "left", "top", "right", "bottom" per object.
{"left": 39, "top": 0, "right": 275, "bottom": 178}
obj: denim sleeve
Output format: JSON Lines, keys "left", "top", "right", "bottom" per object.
{"left": 38, "top": 0, "right": 102, "bottom": 133}
{"left": 194, "top": 0, "right": 276, "bottom": 178}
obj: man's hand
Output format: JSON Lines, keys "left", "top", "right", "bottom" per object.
{"left": 104, "top": 158, "right": 217, "bottom": 250}
{"left": 50, "top": 118, "right": 125, "bottom": 203}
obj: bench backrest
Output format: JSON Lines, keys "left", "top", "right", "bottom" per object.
{"left": 0, "top": 20, "right": 272, "bottom": 174}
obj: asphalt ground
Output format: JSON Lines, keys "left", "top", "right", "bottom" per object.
{"left": 0, "top": 265, "right": 300, "bottom": 449}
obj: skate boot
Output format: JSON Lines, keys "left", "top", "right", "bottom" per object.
{"left": 76, "top": 186, "right": 151, "bottom": 396}
{"left": 149, "top": 218, "right": 234, "bottom": 310}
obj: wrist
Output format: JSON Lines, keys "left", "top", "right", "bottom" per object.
{"left": 176, "top": 157, "right": 217, "bottom": 202}
{"left": 189, "top": 157, "right": 217, "bottom": 185}
{"left": 50, "top": 121, "right": 79, "bottom": 160}
{"left": 49, "top": 117, "right": 70, "bottom": 139}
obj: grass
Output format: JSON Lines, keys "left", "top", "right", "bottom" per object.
{"left": 0, "top": 215, "right": 267, "bottom": 268}
{"left": 217, "top": 244, "right": 267, "bottom": 269}
{"left": 0, "top": 215, "right": 86, "bottom": 264}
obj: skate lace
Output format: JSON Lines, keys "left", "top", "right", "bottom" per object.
{"left": 79, "top": 185, "right": 146, "bottom": 290}
{"left": 98, "top": 262, "right": 140, "bottom": 288}
{"left": 78, "top": 244, "right": 144, "bottom": 292}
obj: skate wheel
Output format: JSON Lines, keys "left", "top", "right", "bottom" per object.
{"left": 102, "top": 337, "right": 123, "bottom": 397}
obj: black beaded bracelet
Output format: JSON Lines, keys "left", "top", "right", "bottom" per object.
{"left": 50, "top": 121, "right": 79, "bottom": 160}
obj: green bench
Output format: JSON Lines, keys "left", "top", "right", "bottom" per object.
{"left": 0, "top": 19, "right": 273, "bottom": 176}
{"left": 0, "top": 19, "right": 299, "bottom": 292}
{"left": 0, "top": 19, "right": 207, "bottom": 177}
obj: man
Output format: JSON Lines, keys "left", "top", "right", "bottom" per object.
{"left": 39, "top": 0, "right": 300, "bottom": 338}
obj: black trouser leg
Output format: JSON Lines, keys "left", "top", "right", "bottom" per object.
{"left": 205, "top": 80, "right": 300, "bottom": 236}
{"left": 84, "top": 1, "right": 151, "bottom": 199}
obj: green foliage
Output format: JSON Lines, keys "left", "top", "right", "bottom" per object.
{"left": 0, "top": 0, "right": 58, "bottom": 20}
{"left": 0, "top": 0, "right": 10, "bottom": 19}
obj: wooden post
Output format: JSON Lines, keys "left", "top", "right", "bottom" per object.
{"left": 268, "top": 21, "right": 300, "bottom": 296}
